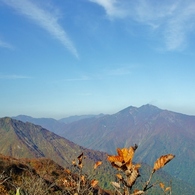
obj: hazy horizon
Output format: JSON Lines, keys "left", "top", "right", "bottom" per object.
{"left": 1, "top": 104, "right": 194, "bottom": 120}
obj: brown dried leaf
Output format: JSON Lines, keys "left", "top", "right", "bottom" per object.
{"left": 116, "top": 173, "right": 123, "bottom": 180}
{"left": 108, "top": 145, "right": 137, "bottom": 164}
{"left": 124, "top": 187, "right": 129, "bottom": 195}
{"left": 94, "top": 161, "right": 102, "bottom": 169}
{"left": 125, "top": 160, "right": 133, "bottom": 170}
{"left": 125, "top": 169, "right": 131, "bottom": 176}
{"left": 130, "top": 190, "right": 144, "bottom": 195}
{"left": 107, "top": 155, "right": 123, "bottom": 163}
{"left": 81, "top": 175, "right": 85, "bottom": 182}
{"left": 72, "top": 159, "right": 76, "bottom": 165}
{"left": 153, "top": 154, "right": 175, "bottom": 172}
{"left": 64, "top": 169, "right": 71, "bottom": 174}
{"left": 165, "top": 187, "right": 171, "bottom": 191}
{"left": 114, "top": 161, "right": 123, "bottom": 167}
{"left": 126, "top": 162, "right": 141, "bottom": 171}
{"left": 110, "top": 162, "right": 123, "bottom": 170}
{"left": 111, "top": 181, "right": 121, "bottom": 188}
{"left": 108, "top": 145, "right": 138, "bottom": 171}
{"left": 91, "top": 179, "right": 98, "bottom": 187}
{"left": 159, "top": 182, "right": 165, "bottom": 189}
{"left": 117, "top": 148, "right": 123, "bottom": 157}
{"left": 135, "top": 163, "right": 141, "bottom": 169}
{"left": 126, "top": 166, "right": 140, "bottom": 187}
{"left": 62, "top": 178, "right": 68, "bottom": 185}
{"left": 121, "top": 146, "right": 135, "bottom": 163}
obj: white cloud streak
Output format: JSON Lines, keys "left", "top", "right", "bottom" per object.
{"left": 89, "top": 0, "right": 195, "bottom": 51}
{"left": 89, "top": 0, "right": 127, "bottom": 18}
{"left": 107, "top": 67, "right": 131, "bottom": 76}
{"left": 0, "top": 39, "right": 14, "bottom": 49}
{"left": 164, "top": 2, "right": 195, "bottom": 50}
{"left": 2, "top": 0, "right": 78, "bottom": 57}
{"left": 64, "top": 67, "right": 132, "bottom": 82}
{"left": 0, "top": 74, "right": 32, "bottom": 79}
{"left": 65, "top": 75, "right": 91, "bottom": 82}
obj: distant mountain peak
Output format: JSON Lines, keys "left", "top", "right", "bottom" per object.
{"left": 138, "top": 104, "right": 161, "bottom": 112}
{"left": 117, "top": 105, "right": 137, "bottom": 114}
{"left": 14, "top": 114, "right": 33, "bottom": 119}
{"left": 117, "top": 104, "right": 161, "bottom": 117}
{"left": 138, "top": 104, "right": 160, "bottom": 110}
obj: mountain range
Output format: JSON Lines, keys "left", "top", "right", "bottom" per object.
{"left": 1, "top": 116, "right": 195, "bottom": 194}
{"left": 13, "top": 104, "right": 195, "bottom": 187}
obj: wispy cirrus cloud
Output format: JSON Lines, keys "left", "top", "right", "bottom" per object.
{"left": 77, "top": 92, "right": 93, "bottom": 96}
{"left": 164, "top": 2, "right": 195, "bottom": 51}
{"left": 0, "top": 74, "right": 32, "bottom": 79}
{"left": 0, "top": 39, "right": 14, "bottom": 49}
{"left": 2, "top": 0, "right": 78, "bottom": 57}
{"left": 89, "top": 0, "right": 127, "bottom": 18}
{"left": 89, "top": 0, "right": 195, "bottom": 51}
{"left": 64, "top": 67, "right": 132, "bottom": 82}
{"left": 65, "top": 75, "right": 91, "bottom": 82}
{"left": 107, "top": 67, "right": 131, "bottom": 76}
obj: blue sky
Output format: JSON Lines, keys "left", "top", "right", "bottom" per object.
{"left": 0, "top": 0, "right": 195, "bottom": 119}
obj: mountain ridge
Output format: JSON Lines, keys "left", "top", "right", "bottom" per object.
{"left": 10, "top": 104, "right": 195, "bottom": 186}
{"left": 0, "top": 117, "right": 107, "bottom": 166}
